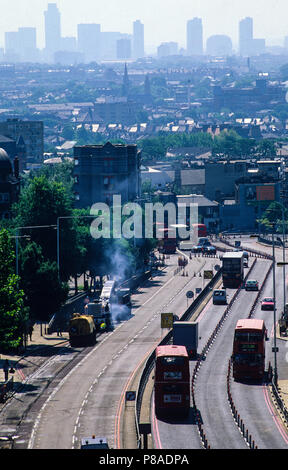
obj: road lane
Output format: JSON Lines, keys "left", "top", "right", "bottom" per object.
{"left": 155, "top": 258, "right": 271, "bottom": 449}
{"left": 27, "top": 253, "right": 218, "bottom": 449}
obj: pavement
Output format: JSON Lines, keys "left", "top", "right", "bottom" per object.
{"left": 0, "top": 323, "right": 69, "bottom": 390}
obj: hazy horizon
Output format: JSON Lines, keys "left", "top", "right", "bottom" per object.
{"left": 1, "top": 0, "right": 288, "bottom": 51}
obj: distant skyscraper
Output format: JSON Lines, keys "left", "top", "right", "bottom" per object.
{"left": 117, "top": 38, "right": 131, "bottom": 60}
{"left": 5, "top": 32, "right": 20, "bottom": 56}
{"left": 133, "top": 20, "right": 144, "bottom": 59}
{"left": 239, "top": 17, "right": 253, "bottom": 56}
{"left": 5, "top": 28, "right": 38, "bottom": 62}
{"left": 187, "top": 18, "right": 203, "bottom": 55}
{"left": 18, "top": 28, "right": 38, "bottom": 61}
{"left": 100, "top": 32, "right": 123, "bottom": 60}
{"left": 44, "top": 3, "right": 61, "bottom": 60}
{"left": 206, "top": 35, "right": 233, "bottom": 56}
{"left": 157, "top": 42, "right": 178, "bottom": 58}
{"left": 77, "top": 24, "right": 101, "bottom": 62}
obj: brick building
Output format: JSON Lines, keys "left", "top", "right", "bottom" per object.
{"left": 73, "top": 142, "right": 141, "bottom": 209}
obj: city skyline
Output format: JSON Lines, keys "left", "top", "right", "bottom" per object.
{"left": 1, "top": 0, "right": 288, "bottom": 53}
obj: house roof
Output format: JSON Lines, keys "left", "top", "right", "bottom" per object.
{"left": 176, "top": 194, "right": 218, "bottom": 207}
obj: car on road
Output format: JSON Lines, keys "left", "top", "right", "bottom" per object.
{"left": 198, "top": 237, "right": 210, "bottom": 246}
{"left": 204, "top": 245, "right": 217, "bottom": 255}
{"left": 261, "top": 297, "right": 274, "bottom": 311}
{"left": 243, "top": 258, "right": 248, "bottom": 267}
{"left": 213, "top": 289, "right": 227, "bottom": 305}
{"left": 81, "top": 436, "right": 109, "bottom": 449}
{"left": 245, "top": 280, "right": 259, "bottom": 291}
{"left": 192, "top": 244, "right": 203, "bottom": 253}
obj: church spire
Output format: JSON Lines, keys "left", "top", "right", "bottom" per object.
{"left": 122, "top": 62, "right": 130, "bottom": 97}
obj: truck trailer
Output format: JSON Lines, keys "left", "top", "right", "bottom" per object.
{"left": 69, "top": 313, "right": 97, "bottom": 347}
{"left": 172, "top": 321, "right": 198, "bottom": 359}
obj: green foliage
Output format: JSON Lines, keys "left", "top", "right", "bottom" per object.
{"left": 138, "top": 132, "right": 213, "bottom": 162}
{"left": 258, "top": 202, "right": 287, "bottom": 231}
{"left": 19, "top": 241, "right": 68, "bottom": 321}
{"left": 20, "top": 242, "right": 68, "bottom": 321}
{"left": 256, "top": 140, "right": 277, "bottom": 158}
{"left": 13, "top": 174, "right": 72, "bottom": 263}
{"left": 22, "top": 161, "right": 74, "bottom": 197}
{"left": 212, "top": 130, "right": 256, "bottom": 159}
{"left": 0, "top": 229, "right": 28, "bottom": 352}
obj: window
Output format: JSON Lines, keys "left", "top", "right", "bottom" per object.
{"left": 161, "top": 356, "right": 185, "bottom": 366}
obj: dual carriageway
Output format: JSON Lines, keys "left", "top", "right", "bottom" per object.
{"left": 1, "top": 236, "right": 288, "bottom": 449}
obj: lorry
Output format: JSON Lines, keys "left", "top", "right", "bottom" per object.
{"left": 172, "top": 321, "right": 198, "bottom": 359}
{"left": 222, "top": 251, "right": 244, "bottom": 288}
{"left": 69, "top": 313, "right": 97, "bottom": 347}
{"left": 86, "top": 300, "right": 112, "bottom": 332}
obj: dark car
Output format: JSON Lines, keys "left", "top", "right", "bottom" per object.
{"left": 245, "top": 280, "right": 259, "bottom": 291}
{"left": 192, "top": 245, "right": 203, "bottom": 253}
{"left": 204, "top": 245, "right": 216, "bottom": 255}
{"left": 261, "top": 297, "right": 274, "bottom": 311}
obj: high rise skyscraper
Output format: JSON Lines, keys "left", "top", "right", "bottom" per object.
{"left": 133, "top": 20, "right": 144, "bottom": 59}
{"left": 206, "top": 35, "right": 233, "bottom": 56}
{"left": 186, "top": 18, "right": 203, "bottom": 55}
{"left": 18, "top": 28, "right": 38, "bottom": 61}
{"left": 117, "top": 38, "right": 132, "bottom": 60}
{"left": 77, "top": 24, "right": 101, "bottom": 62}
{"left": 5, "top": 28, "right": 38, "bottom": 62}
{"left": 5, "top": 32, "right": 20, "bottom": 56}
{"left": 239, "top": 17, "right": 253, "bottom": 56}
{"left": 44, "top": 3, "right": 61, "bottom": 60}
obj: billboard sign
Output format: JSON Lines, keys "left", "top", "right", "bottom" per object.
{"left": 256, "top": 185, "right": 275, "bottom": 201}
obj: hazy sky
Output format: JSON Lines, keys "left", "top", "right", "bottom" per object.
{"left": 1, "top": 0, "right": 288, "bottom": 50}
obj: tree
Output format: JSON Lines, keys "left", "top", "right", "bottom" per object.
{"left": 258, "top": 202, "right": 288, "bottom": 232}
{"left": 13, "top": 174, "right": 89, "bottom": 288}
{"left": 0, "top": 229, "right": 28, "bottom": 352}
{"left": 256, "top": 140, "right": 277, "bottom": 158}
{"left": 13, "top": 175, "right": 72, "bottom": 265}
{"left": 20, "top": 241, "right": 68, "bottom": 322}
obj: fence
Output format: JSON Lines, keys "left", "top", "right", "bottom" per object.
{"left": 0, "top": 377, "right": 14, "bottom": 403}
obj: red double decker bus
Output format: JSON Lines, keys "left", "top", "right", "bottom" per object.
{"left": 192, "top": 223, "right": 207, "bottom": 237}
{"left": 232, "top": 318, "right": 267, "bottom": 381}
{"left": 158, "top": 228, "right": 177, "bottom": 254}
{"left": 154, "top": 345, "right": 190, "bottom": 418}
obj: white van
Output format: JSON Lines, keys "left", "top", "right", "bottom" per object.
{"left": 213, "top": 289, "right": 227, "bottom": 305}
